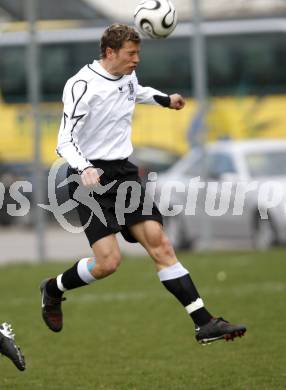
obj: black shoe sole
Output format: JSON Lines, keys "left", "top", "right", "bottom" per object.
{"left": 197, "top": 329, "right": 246, "bottom": 345}
{"left": 0, "top": 339, "right": 25, "bottom": 371}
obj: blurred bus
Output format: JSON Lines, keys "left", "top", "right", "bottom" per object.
{"left": 0, "top": 18, "right": 286, "bottom": 164}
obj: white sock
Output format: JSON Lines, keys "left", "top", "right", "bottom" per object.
{"left": 77, "top": 257, "right": 97, "bottom": 284}
{"left": 157, "top": 261, "right": 189, "bottom": 281}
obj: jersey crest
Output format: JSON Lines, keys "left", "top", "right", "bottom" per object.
{"left": 127, "top": 81, "right": 135, "bottom": 101}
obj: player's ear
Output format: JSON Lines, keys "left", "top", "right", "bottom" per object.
{"left": 106, "top": 47, "right": 115, "bottom": 59}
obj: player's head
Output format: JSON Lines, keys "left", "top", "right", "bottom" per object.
{"left": 100, "top": 24, "right": 141, "bottom": 75}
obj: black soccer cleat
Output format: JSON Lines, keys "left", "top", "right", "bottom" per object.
{"left": 195, "top": 317, "right": 246, "bottom": 345}
{"left": 0, "top": 323, "right": 25, "bottom": 371}
{"left": 40, "top": 279, "right": 66, "bottom": 332}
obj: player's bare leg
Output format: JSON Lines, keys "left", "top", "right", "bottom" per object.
{"left": 40, "top": 234, "right": 121, "bottom": 332}
{"left": 129, "top": 220, "right": 246, "bottom": 344}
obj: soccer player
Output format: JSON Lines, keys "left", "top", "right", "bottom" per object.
{"left": 0, "top": 322, "right": 25, "bottom": 370}
{"left": 40, "top": 24, "right": 246, "bottom": 344}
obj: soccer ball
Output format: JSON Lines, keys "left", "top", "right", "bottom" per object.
{"left": 134, "top": 0, "right": 177, "bottom": 39}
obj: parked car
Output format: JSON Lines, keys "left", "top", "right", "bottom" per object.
{"left": 129, "top": 146, "right": 180, "bottom": 184}
{"left": 155, "top": 139, "right": 286, "bottom": 250}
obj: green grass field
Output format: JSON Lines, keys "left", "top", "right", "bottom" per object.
{"left": 0, "top": 250, "right": 286, "bottom": 390}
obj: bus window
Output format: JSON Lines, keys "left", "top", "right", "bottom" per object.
{"left": 0, "top": 42, "right": 100, "bottom": 102}
{"left": 0, "top": 46, "right": 27, "bottom": 102}
{"left": 1, "top": 32, "right": 286, "bottom": 102}
{"left": 41, "top": 42, "right": 99, "bottom": 101}
{"left": 207, "top": 34, "right": 286, "bottom": 96}
{"left": 137, "top": 37, "right": 192, "bottom": 96}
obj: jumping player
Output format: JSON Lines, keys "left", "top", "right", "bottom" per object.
{"left": 40, "top": 24, "right": 246, "bottom": 345}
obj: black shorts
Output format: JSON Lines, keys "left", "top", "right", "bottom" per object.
{"left": 67, "top": 159, "right": 163, "bottom": 246}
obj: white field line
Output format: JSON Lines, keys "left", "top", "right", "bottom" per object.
{"left": 202, "top": 281, "right": 286, "bottom": 297}
{"left": 0, "top": 281, "right": 285, "bottom": 307}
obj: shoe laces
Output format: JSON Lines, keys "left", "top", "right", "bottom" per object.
{"left": 215, "top": 317, "right": 227, "bottom": 322}
{"left": 0, "top": 323, "right": 15, "bottom": 340}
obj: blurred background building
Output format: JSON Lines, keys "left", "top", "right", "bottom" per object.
{"left": 1, "top": 0, "right": 286, "bottom": 163}
{"left": 0, "top": 0, "right": 286, "bottom": 257}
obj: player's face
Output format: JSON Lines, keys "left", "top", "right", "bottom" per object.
{"left": 110, "top": 41, "right": 140, "bottom": 75}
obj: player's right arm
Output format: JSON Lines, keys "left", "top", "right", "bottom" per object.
{"left": 80, "top": 167, "right": 100, "bottom": 186}
{"left": 57, "top": 79, "right": 100, "bottom": 186}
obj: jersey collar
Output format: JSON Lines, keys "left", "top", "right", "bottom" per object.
{"left": 88, "top": 60, "right": 124, "bottom": 81}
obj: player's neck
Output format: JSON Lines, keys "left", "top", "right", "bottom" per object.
{"left": 99, "top": 59, "right": 122, "bottom": 77}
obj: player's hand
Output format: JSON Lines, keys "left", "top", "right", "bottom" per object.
{"left": 80, "top": 167, "right": 100, "bottom": 187}
{"left": 169, "top": 94, "right": 185, "bottom": 110}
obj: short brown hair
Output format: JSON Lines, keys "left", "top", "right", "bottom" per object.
{"left": 100, "top": 24, "right": 141, "bottom": 58}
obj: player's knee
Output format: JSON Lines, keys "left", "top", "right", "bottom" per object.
{"left": 102, "top": 261, "right": 120, "bottom": 276}
{"left": 162, "top": 235, "right": 175, "bottom": 256}
{"left": 157, "top": 235, "right": 174, "bottom": 259}
{"left": 147, "top": 230, "right": 174, "bottom": 261}
{"left": 97, "top": 251, "right": 122, "bottom": 277}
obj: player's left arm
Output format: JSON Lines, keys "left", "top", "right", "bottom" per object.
{"left": 168, "top": 93, "right": 185, "bottom": 110}
{"left": 151, "top": 93, "right": 185, "bottom": 110}
{"left": 135, "top": 81, "right": 185, "bottom": 110}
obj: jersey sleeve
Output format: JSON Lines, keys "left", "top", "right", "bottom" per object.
{"left": 135, "top": 83, "right": 169, "bottom": 105}
{"left": 56, "top": 79, "right": 93, "bottom": 173}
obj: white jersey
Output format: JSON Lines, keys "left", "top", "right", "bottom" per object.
{"left": 57, "top": 60, "right": 168, "bottom": 172}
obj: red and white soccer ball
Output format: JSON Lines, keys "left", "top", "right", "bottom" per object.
{"left": 134, "top": 0, "right": 177, "bottom": 39}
